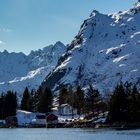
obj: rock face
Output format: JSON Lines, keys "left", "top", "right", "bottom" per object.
{"left": 0, "top": 42, "right": 66, "bottom": 95}
{"left": 43, "top": 3, "right": 140, "bottom": 93}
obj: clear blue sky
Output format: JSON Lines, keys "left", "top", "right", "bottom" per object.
{"left": 0, "top": 0, "right": 137, "bottom": 54}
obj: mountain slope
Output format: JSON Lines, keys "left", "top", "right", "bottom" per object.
{"left": 43, "top": 2, "right": 140, "bottom": 93}
{"left": 0, "top": 41, "right": 66, "bottom": 95}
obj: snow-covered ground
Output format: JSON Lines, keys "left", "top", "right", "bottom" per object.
{"left": 58, "top": 115, "right": 84, "bottom": 123}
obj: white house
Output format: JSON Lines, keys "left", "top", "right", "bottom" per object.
{"left": 58, "top": 104, "right": 78, "bottom": 116}
{"left": 16, "top": 110, "right": 46, "bottom": 126}
{"left": 16, "top": 110, "right": 36, "bottom": 126}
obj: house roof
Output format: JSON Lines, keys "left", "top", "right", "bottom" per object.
{"left": 59, "top": 104, "right": 71, "bottom": 108}
{"left": 59, "top": 104, "right": 77, "bottom": 110}
{"left": 46, "top": 113, "right": 58, "bottom": 121}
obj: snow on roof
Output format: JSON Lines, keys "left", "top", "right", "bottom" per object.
{"left": 59, "top": 104, "right": 71, "bottom": 108}
{"left": 17, "top": 110, "right": 32, "bottom": 114}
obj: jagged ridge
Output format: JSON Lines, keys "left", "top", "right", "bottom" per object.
{"left": 0, "top": 41, "right": 66, "bottom": 95}
{"left": 43, "top": 3, "right": 140, "bottom": 93}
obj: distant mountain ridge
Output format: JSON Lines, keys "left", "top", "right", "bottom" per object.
{"left": 0, "top": 41, "right": 66, "bottom": 95}
{"left": 42, "top": 2, "right": 140, "bottom": 93}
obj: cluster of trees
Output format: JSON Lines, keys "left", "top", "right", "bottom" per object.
{"left": 59, "top": 85, "right": 85, "bottom": 115}
{"left": 59, "top": 83, "right": 140, "bottom": 123}
{"left": 20, "top": 86, "right": 53, "bottom": 114}
{"left": 107, "top": 82, "right": 140, "bottom": 123}
{"left": 0, "top": 91, "right": 17, "bottom": 119}
{"left": 0, "top": 81, "right": 140, "bottom": 124}
{"left": 59, "top": 85, "right": 106, "bottom": 115}
{"left": 0, "top": 86, "right": 53, "bottom": 119}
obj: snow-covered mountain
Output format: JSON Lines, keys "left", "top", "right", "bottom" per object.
{"left": 0, "top": 41, "right": 66, "bottom": 95}
{"left": 43, "top": 2, "right": 140, "bottom": 93}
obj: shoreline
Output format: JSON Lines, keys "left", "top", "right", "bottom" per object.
{"left": 1, "top": 123, "right": 140, "bottom": 130}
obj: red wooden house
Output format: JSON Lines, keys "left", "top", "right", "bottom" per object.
{"left": 46, "top": 113, "right": 58, "bottom": 128}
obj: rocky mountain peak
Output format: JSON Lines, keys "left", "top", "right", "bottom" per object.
{"left": 42, "top": 3, "right": 140, "bottom": 93}
{"left": 0, "top": 42, "right": 66, "bottom": 95}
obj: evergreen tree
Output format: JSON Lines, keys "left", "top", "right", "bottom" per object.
{"left": 59, "top": 86, "right": 69, "bottom": 105}
{"left": 3, "top": 91, "right": 17, "bottom": 119}
{"left": 107, "top": 83, "right": 129, "bottom": 122}
{"left": 0, "top": 93, "right": 4, "bottom": 119}
{"left": 68, "top": 86, "right": 75, "bottom": 105}
{"left": 124, "top": 82, "right": 132, "bottom": 96}
{"left": 20, "top": 87, "right": 31, "bottom": 111}
{"left": 85, "top": 85, "right": 101, "bottom": 114}
{"left": 75, "top": 86, "right": 85, "bottom": 115}
{"left": 129, "top": 85, "right": 140, "bottom": 122}
{"left": 103, "top": 89, "right": 111, "bottom": 112}
{"left": 29, "top": 89, "right": 35, "bottom": 112}
{"left": 33, "top": 87, "right": 43, "bottom": 112}
{"left": 38, "top": 87, "right": 53, "bottom": 113}
{"left": 68, "top": 85, "right": 76, "bottom": 118}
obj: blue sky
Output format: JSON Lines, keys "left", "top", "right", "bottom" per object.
{"left": 0, "top": 0, "right": 137, "bottom": 54}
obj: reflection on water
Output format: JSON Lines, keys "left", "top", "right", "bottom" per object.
{"left": 0, "top": 128, "right": 140, "bottom": 140}
{"left": 116, "top": 130, "right": 140, "bottom": 136}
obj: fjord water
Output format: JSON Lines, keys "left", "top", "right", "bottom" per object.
{"left": 0, "top": 128, "right": 140, "bottom": 140}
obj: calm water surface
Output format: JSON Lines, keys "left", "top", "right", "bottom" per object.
{"left": 0, "top": 128, "right": 140, "bottom": 140}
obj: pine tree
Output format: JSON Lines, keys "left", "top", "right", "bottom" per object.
{"left": 38, "top": 87, "right": 53, "bottom": 113}
{"left": 129, "top": 85, "right": 140, "bottom": 122}
{"left": 68, "top": 85, "right": 76, "bottom": 118}
{"left": 33, "top": 87, "right": 43, "bottom": 112}
{"left": 59, "top": 86, "right": 69, "bottom": 105}
{"left": 3, "top": 91, "right": 17, "bottom": 119}
{"left": 29, "top": 89, "right": 35, "bottom": 112}
{"left": 0, "top": 93, "right": 4, "bottom": 119}
{"left": 103, "top": 89, "right": 111, "bottom": 112}
{"left": 20, "top": 87, "right": 31, "bottom": 111}
{"left": 75, "top": 86, "right": 85, "bottom": 115}
{"left": 107, "top": 83, "right": 129, "bottom": 122}
{"left": 124, "top": 82, "right": 132, "bottom": 96}
{"left": 69, "top": 86, "right": 75, "bottom": 104}
{"left": 85, "top": 85, "right": 101, "bottom": 114}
